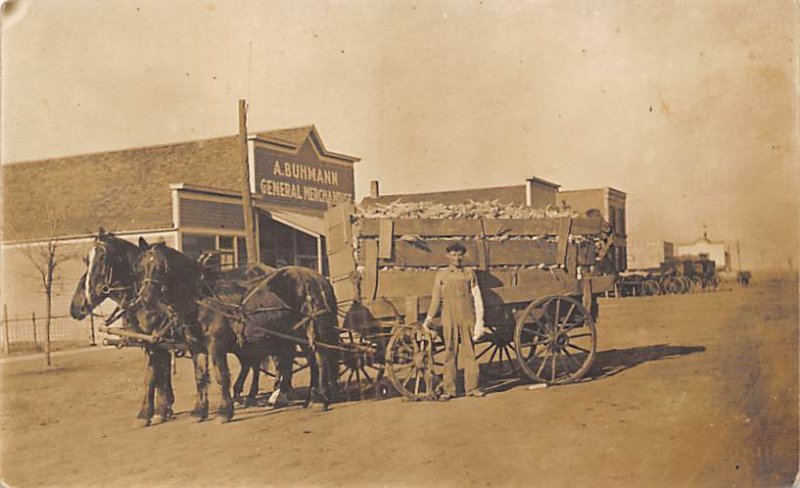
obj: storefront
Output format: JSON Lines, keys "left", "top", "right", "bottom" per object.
{"left": 1, "top": 125, "right": 359, "bottom": 326}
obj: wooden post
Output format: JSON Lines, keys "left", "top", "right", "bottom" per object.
{"left": 2, "top": 305, "right": 9, "bottom": 354}
{"left": 89, "top": 313, "right": 97, "bottom": 346}
{"left": 238, "top": 99, "right": 258, "bottom": 264}
{"left": 32, "top": 312, "right": 38, "bottom": 350}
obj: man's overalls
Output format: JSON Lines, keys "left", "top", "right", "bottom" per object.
{"left": 428, "top": 267, "right": 480, "bottom": 396}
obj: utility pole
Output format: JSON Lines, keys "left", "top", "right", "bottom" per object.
{"left": 736, "top": 240, "right": 742, "bottom": 271}
{"left": 238, "top": 99, "right": 258, "bottom": 264}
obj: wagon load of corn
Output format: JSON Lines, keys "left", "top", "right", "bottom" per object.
{"left": 324, "top": 199, "right": 616, "bottom": 307}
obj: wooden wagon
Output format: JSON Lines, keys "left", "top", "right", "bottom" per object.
{"left": 324, "top": 203, "right": 616, "bottom": 401}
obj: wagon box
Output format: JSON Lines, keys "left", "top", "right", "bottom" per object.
{"left": 324, "top": 202, "right": 616, "bottom": 400}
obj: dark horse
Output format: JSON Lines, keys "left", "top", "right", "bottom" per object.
{"left": 69, "top": 230, "right": 176, "bottom": 426}
{"left": 69, "top": 230, "right": 283, "bottom": 424}
{"left": 136, "top": 239, "right": 341, "bottom": 422}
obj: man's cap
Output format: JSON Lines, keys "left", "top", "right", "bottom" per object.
{"left": 445, "top": 242, "right": 467, "bottom": 254}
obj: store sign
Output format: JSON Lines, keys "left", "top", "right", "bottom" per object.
{"left": 255, "top": 148, "right": 354, "bottom": 209}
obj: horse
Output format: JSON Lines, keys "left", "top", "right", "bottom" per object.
{"left": 194, "top": 261, "right": 298, "bottom": 409}
{"left": 69, "top": 229, "right": 284, "bottom": 424}
{"left": 69, "top": 230, "right": 176, "bottom": 426}
{"left": 136, "top": 239, "right": 341, "bottom": 422}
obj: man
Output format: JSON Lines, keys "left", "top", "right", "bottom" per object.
{"left": 422, "top": 242, "right": 486, "bottom": 400}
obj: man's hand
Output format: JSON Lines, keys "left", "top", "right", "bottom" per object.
{"left": 422, "top": 317, "right": 433, "bottom": 333}
{"left": 472, "top": 320, "right": 487, "bottom": 342}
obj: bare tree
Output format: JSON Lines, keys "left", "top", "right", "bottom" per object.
{"left": 8, "top": 202, "right": 75, "bottom": 366}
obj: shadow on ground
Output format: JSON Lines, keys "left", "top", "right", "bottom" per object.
{"left": 584, "top": 343, "right": 706, "bottom": 381}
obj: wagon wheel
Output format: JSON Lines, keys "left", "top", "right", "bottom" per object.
{"left": 679, "top": 277, "right": 693, "bottom": 294}
{"left": 514, "top": 295, "right": 597, "bottom": 385}
{"left": 338, "top": 329, "right": 387, "bottom": 401}
{"left": 661, "top": 277, "right": 679, "bottom": 294}
{"left": 385, "top": 324, "right": 445, "bottom": 401}
{"left": 475, "top": 309, "right": 520, "bottom": 379}
{"left": 642, "top": 279, "right": 660, "bottom": 296}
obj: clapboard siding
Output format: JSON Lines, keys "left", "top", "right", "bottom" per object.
{"left": 180, "top": 198, "right": 244, "bottom": 231}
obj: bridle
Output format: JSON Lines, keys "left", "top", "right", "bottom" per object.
{"left": 138, "top": 247, "right": 170, "bottom": 303}
{"left": 86, "top": 241, "right": 136, "bottom": 306}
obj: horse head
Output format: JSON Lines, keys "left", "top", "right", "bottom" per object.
{"left": 69, "top": 272, "right": 91, "bottom": 320}
{"left": 136, "top": 239, "right": 172, "bottom": 308}
{"left": 136, "top": 238, "right": 204, "bottom": 311}
{"left": 81, "top": 228, "right": 140, "bottom": 313}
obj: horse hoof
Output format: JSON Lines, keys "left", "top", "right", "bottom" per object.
{"left": 243, "top": 398, "right": 258, "bottom": 408}
{"left": 310, "top": 402, "right": 329, "bottom": 413}
{"left": 216, "top": 415, "right": 232, "bottom": 424}
{"left": 270, "top": 392, "right": 289, "bottom": 409}
{"left": 134, "top": 418, "right": 151, "bottom": 428}
{"left": 150, "top": 415, "right": 166, "bottom": 426}
{"left": 191, "top": 412, "right": 208, "bottom": 422}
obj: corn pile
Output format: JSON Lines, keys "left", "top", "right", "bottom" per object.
{"left": 347, "top": 200, "right": 612, "bottom": 275}
{"left": 356, "top": 199, "right": 578, "bottom": 220}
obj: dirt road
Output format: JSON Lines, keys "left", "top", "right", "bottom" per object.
{"left": 2, "top": 277, "right": 797, "bottom": 487}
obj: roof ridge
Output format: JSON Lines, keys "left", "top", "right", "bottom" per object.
{"left": 3, "top": 126, "right": 317, "bottom": 167}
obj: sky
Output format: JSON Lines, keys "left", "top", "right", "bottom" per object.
{"left": 2, "top": 0, "right": 798, "bottom": 270}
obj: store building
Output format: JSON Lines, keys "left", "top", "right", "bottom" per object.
{"left": 627, "top": 241, "right": 675, "bottom": 270}
{"left": 2, "top": 126, "right": 359, "bottom": 322}
{"left": 675, "top": 233, "right": 731, "bottom": 271}
{"left": 558, "top": 187, "right": 628, "bottom": 271}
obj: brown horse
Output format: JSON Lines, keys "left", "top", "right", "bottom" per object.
{"left": 69, "top": 230, "right": 175, "bottom": 426}
{"left": 136, "top": 239, "right": 341, "bottom": 422}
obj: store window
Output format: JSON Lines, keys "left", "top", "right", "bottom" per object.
{"left": 258, "top": 213, "right": 320, "bottom": 271}
{"left": 182, "top": 232, "right": 248, "bottom": 269}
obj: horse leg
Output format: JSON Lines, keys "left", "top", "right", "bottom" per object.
{"left": 311, "top": 351, "right": 328, "bottom": 412}
{"left": 164, "top": 352, "right": 175, "bottom": 418}
{"left": 232, "top": 352, "right": 248, "bottom": 406}
{"left": 209, "top": 339, "right": 234, "bottom": 423}
{"left": 271, "top": 351, "right": 293, "bottom": 409}
{"left": 190, "top": 349, "right": 209, "bottom": 421}
{"left": 136, "top": 349, "right": 157, "bottom": 427}
{"left": 151, "top": 348, "right": 172, "bottom": 424}
{"left": 304, "top": 350, "right": 319, "bottom": 409}
{"left": 245, "top": 356, "right": 261, "bottom": 407}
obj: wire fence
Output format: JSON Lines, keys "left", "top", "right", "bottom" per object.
{"left": 1, "top": 309, "right": 99, "bottom": 354}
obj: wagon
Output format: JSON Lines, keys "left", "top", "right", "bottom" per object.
{"left": 659, "top": 256, "right": 717, "bottom": 293}
{"left": 616, "top": 271, "right": 660, "bottom": 297}
{"left": 324, "top": 203, "right": 617, "bottom": 401}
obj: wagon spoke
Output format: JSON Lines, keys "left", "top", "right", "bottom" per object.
{"left": 401, "top": 367, "right": 417, "bottom": 387}
{"left": 476, "top": 343, "right": 494, "bottom": 360}
{"left": 554, "top": 299, "right": 561, "bottom": 329}
{"left": 561, "top": 303, "right": 576, "bottom": 329}
{"left": 550, "top": 353, "right": 557, "bottom": 382}
{"left": 344, "top": 370, "right": 354, "bottom": 392}
{"left": 518, "top": 338, "right": 549, "bottom": 348}
{"left": 567, "top": 333, "right": 593, "bottom": 340}
{"left": 567, "top": 344, "right": 591, "bottom": 354}
{"left": 501, "top": 346, "right": 516, "bottom": 375}
{"left": 563, "top": 319, "right": 585, "bottom": 332}
{"left": 536, "top": 350, "right": 551, "bottom": 377}
{"left": 562, "top": 347, "right": 582, "bottom": 370}
{"left": 488, "top": 345, "right": 499, "bottom": 366}
{"left": 413, "top": 370, "right": 421, "bottom": 395}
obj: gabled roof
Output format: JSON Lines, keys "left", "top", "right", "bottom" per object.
{"left": 360, "top": 185, "right": 528, "bottom": 207}
{"left": 252, "top": 125, "right": 360, "bottom": 163}
{"left": 677, "top": 233, "right": 727, "bottom": 247}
